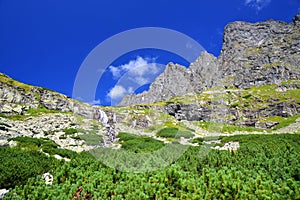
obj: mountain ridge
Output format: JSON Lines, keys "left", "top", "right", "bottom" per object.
{"left": 120, "top": 13, "right": 300, "bottom": 106}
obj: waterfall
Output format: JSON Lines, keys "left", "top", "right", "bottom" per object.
{"left": 99, "top": 109, "right": 108, "bottom": 125}
{"left": 93, "top": 108, "right": 117, "bottom": 144}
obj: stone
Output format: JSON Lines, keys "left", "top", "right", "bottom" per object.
{"left": 53, "top": 154, "right": 70, "bottom": 162}
{"left": 8, "top": 140, "right": 17, "bottom": 147}
{"left": 213, "top": 141, "right": 240, "bottom": 151}
{"left": 0, "top": 189, "right": 9, "bottom": 199}
{"left": 42, "top": 173, "right": 54, "bottom": 185}
{"left": 1, "top": 104, "right": 13, "bottom": 113}
{"left": 0, "top": 140, "right": 8, "bottom": 146}
{"left": 12, "top": 105, "right": 23, "bottom": 114}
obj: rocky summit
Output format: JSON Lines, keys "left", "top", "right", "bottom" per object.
{"left": 120, "top": 14, "right": 300, "bottom": 106}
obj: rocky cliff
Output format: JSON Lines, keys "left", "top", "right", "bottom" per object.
{"left": 219, "top": 13, "right": 300, "bottom": 88}
{"left": 120, "top": 14, "right": 300, "bottom": 106}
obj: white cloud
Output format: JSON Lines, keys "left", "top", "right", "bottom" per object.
{"left": 107, "top": 56, "right": 165, "bottom": 104}
{"left": 107, "top": 85, "right": 127, "bottom": 99}
{"left": 244, "top": 0, "right": 271, "bottom": 11}
{"left": 109, "top": 57, "right": 159, "bottom": 79}
{"left": 109, "top": 66, "right": 121, "bottom": 78}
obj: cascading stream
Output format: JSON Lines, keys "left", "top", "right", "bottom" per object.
{"left": 93, "top": 108, "right": 117, "bottom": 144}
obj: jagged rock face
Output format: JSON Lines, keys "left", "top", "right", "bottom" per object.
{"left": 219, "top": 17, "right": 300, "bottom": 88}
{"left": 120, "top": 63, "right": 194, "bottom": 105}
{"left": 120, "top": 14, "right": 300, "bottom": 105}
{"left": 120, "top": 51, "right": 219, "bottom": 106}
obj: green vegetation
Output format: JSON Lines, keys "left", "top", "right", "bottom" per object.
{"left": 118, "top": 132, "right": 164, "bottom": 153}
{"left": 1, "top": 134, "right": 299, "bottom": 199}
{"left": 281, "top": 79, "right": 300, "bottom": 85}
{"left": 43, "top": 130, "right": 57, "bottom": 135}
{"left": 0, "top": 147, "right": 59, "bottom": 189}
{"left": 0, "top": 136, "right": 82, "bottom": 189}
{"left": 79, "top": 133, "right": 103, "bottom": 145}
{"left": 62, "top": 128, "right": 78, "bottom": 135}
{"left": 8, "top": 137, "right": 58, "bottom": 150}
{"left": 156, "top": 127, "right": 194, "bottom": 138}
{"left": 245, "top": 47, "right": 262, "bottom": 54}
{"left": 263, "top": 114, "right": 300, "bottom": 130}
{"left": 189, "top": 137, "right": 204, "bottom": 144}
{"left": 0, "top": 107, "right": 65, "bottom": 121}
{"left": 76, "top": 122, "right": 101, "bottom": 135}
{"left": 71, "top": 135, "right": 81, "bottom": 140}
{"left": 195, "top": 121, "right": 264, "bottom": 133}
{"left": 262, "top": 61, "right": 283, "bottom": 68}
{"left": 7, "top": 136, "right": 77, "bottom": 159}
{"left": 0, "top": 73, "right": 33, "bottom": 92}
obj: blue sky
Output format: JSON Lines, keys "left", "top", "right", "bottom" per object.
{"left": 0, "top": 0, "right": 299, "bottom": 106}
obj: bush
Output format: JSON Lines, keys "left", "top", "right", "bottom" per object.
{"left": 176, "top": 131, "right": 194, "bottom": 138}
{"left": 42, "top": 147, "right": 77, "bottom": 159}
{"left": 0, "top": 147, "right": 58, "bottom": 189}
{"left": 7, "top": 136, "right": 80, "bottom": 159}
{"left": 189, "top": 137, "right": 204, "bottom": 144}
{"left": 119, "top": 132, "right": 164, "bottom": 153}
{"left": 79, "top": 134, "right": 103, "bottom": 145}
{"left": 8, "top": 137, "right": 58, "bottom": 149}
{"left": 118, "top": 132, "right": 141, "bottom": 141}
{"left": 3, "top": 134, "right": 300, "bottom": 199}
{"left": 156, "top": 127, "right": 179, "bottom": 138}
{"left": 156, "top": 128, "right": 194, "bottom": 138}
{"left": 62, "top": 128, "right": 78, "bottom": 135}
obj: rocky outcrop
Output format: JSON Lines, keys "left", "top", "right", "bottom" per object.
{"left": 120, "top": 14, "right": 300, "bottom": 106}
{"left": 0, "top": 73, "right": 94, "bottom": 118}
